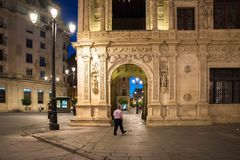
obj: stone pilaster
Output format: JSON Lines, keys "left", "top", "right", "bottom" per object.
{"left": 152, "top": 0, "right": 158, "bottom": 30}
{"left": 78, "top": 0, "right": 84, "bottom": 31}
{"left": 84, "top": 0, "right": 89, "bottom": 31}
{"left": 197, "top": 43, "right": 209, "bottom": 120}
{"left": 165, "top": 46, "right": 178, "bottom": 120}
{"left": 100, "top": 0, "right": 105, "bottom": 31}
{"left": 169, "top": 0, "right": 174, "bottom": 30}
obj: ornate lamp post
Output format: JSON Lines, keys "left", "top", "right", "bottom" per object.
{"left": 30, "top": 8, "right": 76, "bottom": 130}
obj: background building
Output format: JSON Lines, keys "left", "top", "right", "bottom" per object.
{"left": 0, "top": 0, "right": 69, "bottom": 111}
{"left": 72, "top": 0, "right": 240, "bottom": 126}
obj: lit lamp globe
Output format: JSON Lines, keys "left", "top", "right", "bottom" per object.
{"left": 30, "top": 12, "right": 38, "bottom": 24}
{"left": 69, "top": 23, "right": 76, "bottom": 33}
{"left": 50, "top": 8, "right": 58, "bottom": 18}
{"left": 72, "top": 67, "right": 76, "bottom": 72}
{"left": 65, "top": 69, "right": 69, "bottom": 74}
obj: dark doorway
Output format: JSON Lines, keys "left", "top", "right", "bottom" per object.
{"left": 112, "top": 0, "right": 146, "bottom": 30}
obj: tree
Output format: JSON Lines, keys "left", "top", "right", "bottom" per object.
{"left": 118, "top": 98, "right": 128, "bottom": 105}
{"left": 21, "top": 97, "right": 32, "bottom": 111}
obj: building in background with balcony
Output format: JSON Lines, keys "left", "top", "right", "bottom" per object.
{"left": 0, "top": 0, "right": 70, "bottom": 111}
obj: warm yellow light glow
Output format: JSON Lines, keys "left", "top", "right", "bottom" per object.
{"left": 72, "top": 67, "right": 76, "bottom": 72}
{"left": 69, "top": 23, "right": 76, "bottom": 33}
{"left": 50, "top": 8, "right": 58, "bottom": 18}
{"left": 65, "top": 69, "right": 69, "bottom": 74}
{"left": 30, "top": 12, "right": 38, "bottom": 24}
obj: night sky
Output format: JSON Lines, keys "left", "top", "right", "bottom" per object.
{"left": 53, "top": 0, "right": 78, "bottom": 57}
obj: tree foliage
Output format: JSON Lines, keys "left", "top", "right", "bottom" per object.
{"left": 21, "top": 97, "right": 32, "bottom": 110}
{"left": 118, "top": 98, "right": 128, "bottom": 105}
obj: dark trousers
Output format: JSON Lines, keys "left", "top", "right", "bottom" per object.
{"left": 114, "top": 119, "right": 124, "bottom": 134}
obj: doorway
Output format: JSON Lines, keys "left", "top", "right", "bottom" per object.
{"left": 110, "top": 64, "right": 148, "bottom": 122}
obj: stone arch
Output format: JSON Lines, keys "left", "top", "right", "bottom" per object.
{"left": 107, "top": 59, "right": 153, "bottom": 82}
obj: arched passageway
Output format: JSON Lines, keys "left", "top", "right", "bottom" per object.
{"left": 110, "top": 64, "right": 148, "bottom": 123}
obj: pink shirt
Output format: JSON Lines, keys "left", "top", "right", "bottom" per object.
{"left": 113, "top": 109, "right": 123, "bottom": 119}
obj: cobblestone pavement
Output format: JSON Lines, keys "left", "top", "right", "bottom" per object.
{"left": 24, "top": 112, "right": 240, "bottom": 160}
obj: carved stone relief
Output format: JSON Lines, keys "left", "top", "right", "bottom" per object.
{"left": 160, "top": 64, "right": 168, "bottom": 93}
{"left": 84, "top": 62, "right": 89, "bottom": 100}
{"left": 107, "top": 46, "right": 153, "bottom": 64}
{"left": 184, "top": 65, "right": 191, "bottom": 73}
{"left": 91, "top": 62, "right": 99, "bottom": 94}
{"left": 176, "top": 44, "right": 198, "bottom": 54}
{"left": 183, "top": 93, "right": 192, "bottom": 102}
{"left": 207, "top": 44, "right": 240, "bottom": 62}
{"left": 159, "top": 41, "right": 169, "bottom": 56}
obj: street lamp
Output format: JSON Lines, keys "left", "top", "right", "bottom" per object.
{"left": 65, "top": 67, "right": 77, "bottom": 115}
{"left": 30, "top": 8, "right": 76, "bottom": 130}
{"left": 132, "top": 77, "right": 143, "bottom": 114}
{"left": 65, "top": 67, "right": 76, "bottom": 87}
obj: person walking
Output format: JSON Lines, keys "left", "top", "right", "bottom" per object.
{"left": 113, "top": 105, "right": 127, "bottom": 135}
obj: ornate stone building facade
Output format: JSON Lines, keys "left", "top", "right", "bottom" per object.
{"left": 72, "top": 0, "right": 240, "bottom": 126}
{"left": 0, "top": 0, "right": 69, "bottom": 111}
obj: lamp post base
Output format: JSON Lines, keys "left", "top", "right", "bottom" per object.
{"left": 49, "top": 123, "right": 60, "bottom": 130}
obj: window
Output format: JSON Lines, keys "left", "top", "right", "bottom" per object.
{"left": 0, "top": 17, "right": 4, "bottom": 28}
{"left": 177, "top": 8, "right": 195, "bottom": 30}
{"left": 214, "top": 0, "right": 240, "bottom": 29}
{"left": 0, "top": 49, "right": 3, "bottom": 60}
{"left": 26, "top": 53, "right": 32, "bottom": 63}
{"left": 38, "top": 90, "right": 44, "bottom": 104}
{"left": 0, "top": 1, "right": 3, "bottom": 7}
{"left": 40, "top": 57, "right": 46, "bottom": 67}
{"left": 112, "top": 0, "right": 146, "bottom": 30}
{"left": 0, "top": 65, "right": 3, "bottom": 73}
{"left": 40, "top": 31, "right": 46, "bottom": 38}
{"left": 40, "top": 42, "right": 45, "bottom": 49}
{"left": 40, "top": 71, "right": 45, "bottom": 79}
{"left": 26, "top": 68, "right": 33, "bottom": 77}
{"left": 26, "top": 39, "right": 33, "bottom": 48}
{"left": 23, "top": 89, "right": 31, "bottom": 101}
{"left": 63, "top": 65, "right": 65, "bottom": 74}
{"left": 0, "top": 87, "right": 5, "bottom": 103}
{"left": 62, "top": 54, "right": 65, "bottom": 61}
{"left": 49, "top": 91, "right": 52, "bottom": 98}
{"left": 0, "top": 33, "right": 3, "bottom": 44}
{"left": 209, "top": 68, "right": 240, "bottom": 104}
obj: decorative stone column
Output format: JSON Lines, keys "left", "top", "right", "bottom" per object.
{"left": 71, "top": 45, "right": 110, "bottom": 126}
{"left": 197, "top": 43, "right": 210, "bottom": 120}
{"left": 73, "top": 45, "right": 92, "bottom": 123}
{"left": 165, "top": 45, "right": 179, "bottom": 120}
